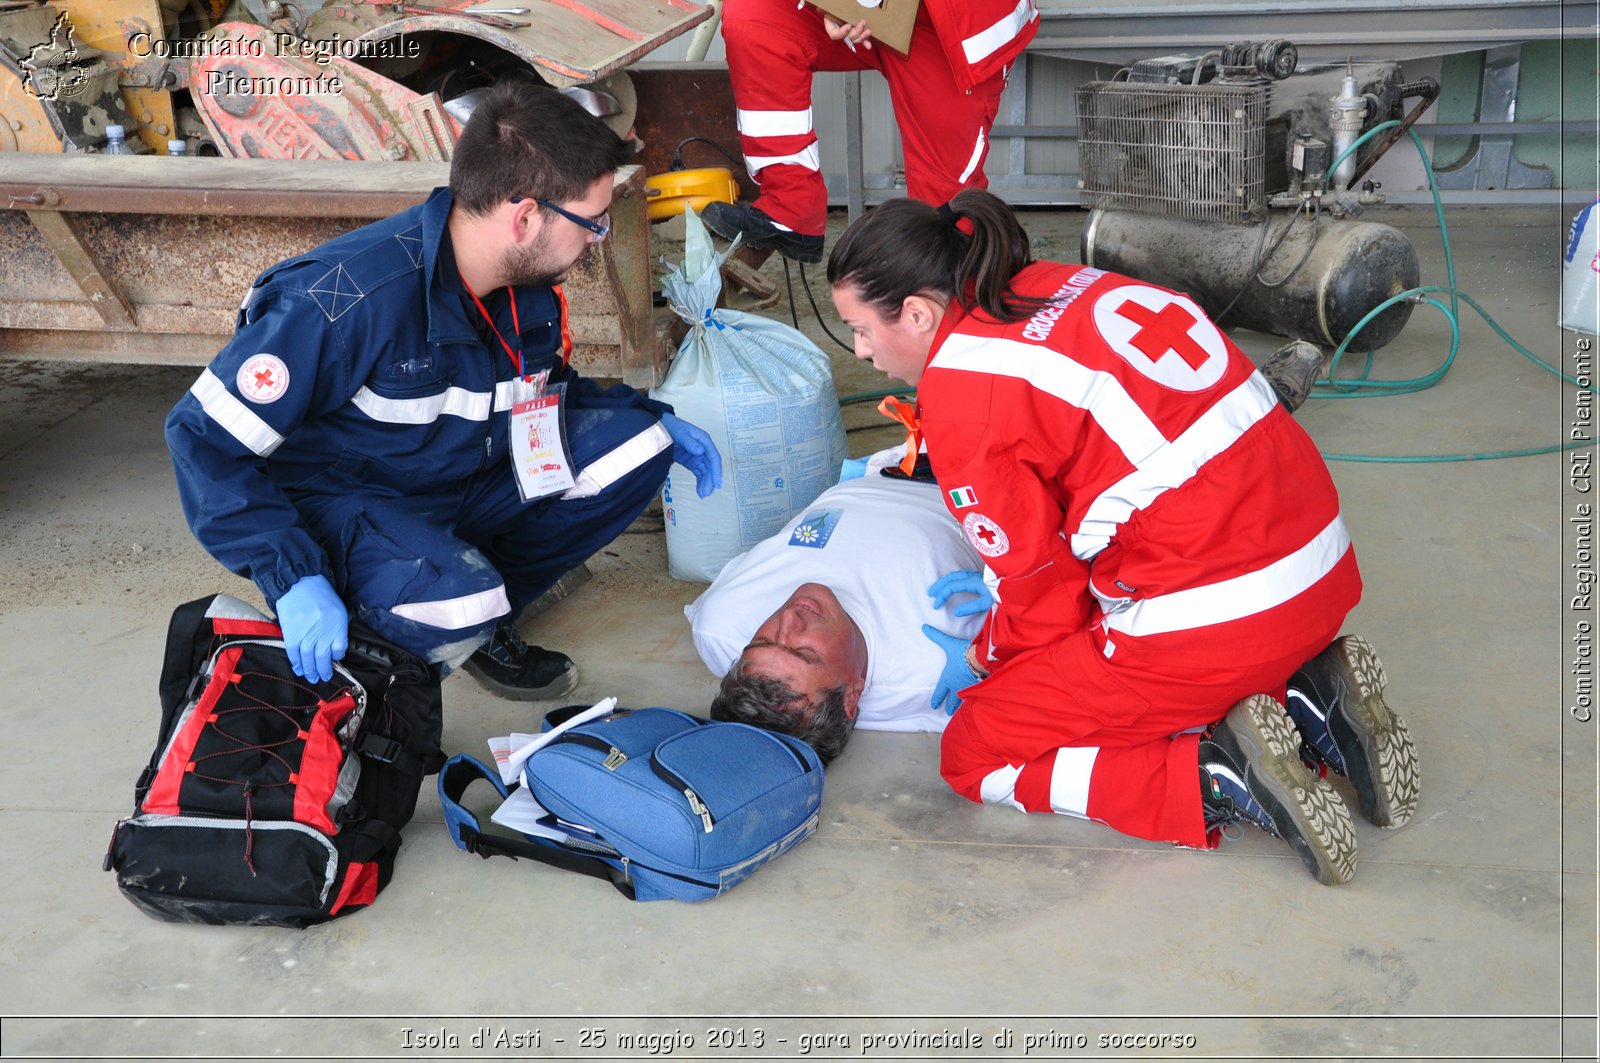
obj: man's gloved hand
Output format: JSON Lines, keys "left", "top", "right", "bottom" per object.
{"left": 275, "top": 574, "right": 349, "bottom": 683}
{"left": 921, "top": 623, "right": 979, "bottom": 716}
{"left": 660, "top": 413, "right": 723, "bottom": 499}
{"left": 928, "top": 569, "right": 994, "bottom": 617}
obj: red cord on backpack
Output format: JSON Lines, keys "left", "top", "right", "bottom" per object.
{"left": 242, "top": 783, "right": 257, "bottom": 877}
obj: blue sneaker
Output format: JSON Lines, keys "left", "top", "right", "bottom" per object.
{"left": 1286, "top": 635, "right": 1420, "bottom": 829}
{"left": 1199, "top": 694, "right": 1357, "bottom": 885}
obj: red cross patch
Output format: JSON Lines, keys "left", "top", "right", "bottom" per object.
{"left": 237, "top": 353, "right": 290, "bottom": 404}
{"left": 962, "top": 512, "right": 1010, "bottom": 558}
{"left": 1092, "top": 285, "right": 1228, "bottom": 392}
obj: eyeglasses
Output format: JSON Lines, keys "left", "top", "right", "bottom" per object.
{"left": 511, "top": 196, "right": 611, "bottom": 241}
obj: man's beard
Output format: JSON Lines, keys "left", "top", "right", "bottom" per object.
{"left": 500, "top": 237, "right": 585, "bottom": 288}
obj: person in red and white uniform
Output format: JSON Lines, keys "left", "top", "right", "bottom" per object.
{"left": 824, "top": 190, "right": 1420, "bottom": 884}
{"left": 702, "top": 0, "right": 1039, "bottom": 263}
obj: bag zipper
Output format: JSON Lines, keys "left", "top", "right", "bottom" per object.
{"left": 553, "top": 731, "right": 627, "bottom": 769}
{"left": 649, "top": 755, "right": 714, "bottom": 833}
{"left": 770, "top": 731, "right": 815, "bottom": 772}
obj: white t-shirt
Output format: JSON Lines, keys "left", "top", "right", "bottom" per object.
{"left": 685, "top": 471, "right": 984, "bottom": 732}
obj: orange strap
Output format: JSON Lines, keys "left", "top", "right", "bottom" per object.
{"left": 552, "top": 284, "right": 573, "bottom": 368}
{"left": 876, "top": 395, "right": 922, "bottom": 475}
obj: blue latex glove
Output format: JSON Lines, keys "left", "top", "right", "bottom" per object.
{"left": 275, "top": 574, "right": 348, "bottom": 684}
{"left": 921, "top": 623, "right": 979, "bottom": 716}
{"left": 660, "top": 413, "right": 723, "bottom": 498}
{"left": 928, "top": 569, "right": 995, "bottom": 617}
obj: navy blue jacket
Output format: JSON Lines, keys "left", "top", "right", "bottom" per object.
{"left": 165, "top": 186, "right": 666, "bottom": 606}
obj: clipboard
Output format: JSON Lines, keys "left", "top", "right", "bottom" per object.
{"left": 809, "top": 0, "right": 921, "bottom": 56}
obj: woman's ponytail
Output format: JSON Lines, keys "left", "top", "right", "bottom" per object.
{"left": 947, "top": 189, "right": 1034, "bottom": 322}
{"left": 828, "top": 189, "right": 1040, "bottom": 324}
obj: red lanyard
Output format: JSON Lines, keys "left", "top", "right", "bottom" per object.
{"left": 462, "top": 270, "right": 525, "bottom": 378}
{"left": 461, "top": 272, "right": 573, "bottom": 378}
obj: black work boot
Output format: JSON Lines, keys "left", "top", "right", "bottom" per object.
{"left": 701, "top": 201, "right": 824, "bottom": 264}
{"left": 1259, "top": 339, "right": 1324, "bottom": 413}
{"left": 1286, "top": 634, "right": 1420, "bottom": 829}
{"left": 1199, "top": 694, "right": 1357, "bottom": 885}
{"left": 460, "top": 620, "right": 577, "bottom": 701}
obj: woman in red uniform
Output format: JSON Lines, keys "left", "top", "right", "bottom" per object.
{"left": 826, "top": 190, "right": 1419, "bottom": 884}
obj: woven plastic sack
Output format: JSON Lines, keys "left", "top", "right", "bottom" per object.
{"left": 1562, "top": 197, "right": 1599, "bottom": 336}
{"left": 651, "top": 209, "right": 848, "bottom": 582}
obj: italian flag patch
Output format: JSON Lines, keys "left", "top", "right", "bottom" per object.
{"left": 949, "top": 486, "right": 978, "bottom": 508}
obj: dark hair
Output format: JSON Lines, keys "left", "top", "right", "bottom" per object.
{"left": 709, "top": 659, "right": 856, "bottom": 764}
{"left": 826, "top": 189, "right": 1050, "bottom": 324}
{"left": 448, "top": 80, "right": 636, "bottom": 217}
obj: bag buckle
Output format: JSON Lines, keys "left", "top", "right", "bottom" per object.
{"left": 358, "top": 733, "right": 402, "bottom": 764}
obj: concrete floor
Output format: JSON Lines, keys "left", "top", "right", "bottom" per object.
{"left": 0, "top": 203, "right": 1594, "bottom": 1062}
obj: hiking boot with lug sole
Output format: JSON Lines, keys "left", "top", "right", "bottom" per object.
{"left": 701, "top": 201, "right": 824, "bottom": 264}
{"left": 1200, "top": 694, "right": 1357, "bottom": 885}
{"left": 1286, "top": 634, "right": 1420, "bottom": 829}
{"left": 460, "top": 621, "right": 578, "bottom": 701}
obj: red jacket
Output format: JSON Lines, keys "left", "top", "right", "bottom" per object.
{"left": 918, "top": 262, "right": 1362, "bottom": 672}
{"left": 924, "top": 0, "right": 1040, "bottom": 91}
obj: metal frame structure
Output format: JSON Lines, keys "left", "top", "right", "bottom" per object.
{"left": 825, "top": 0, "right": 1597, "bottom": 216}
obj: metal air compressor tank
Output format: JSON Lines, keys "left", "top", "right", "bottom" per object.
{"left": 1081, "top": 208, "right": 1420, "bottom": 350}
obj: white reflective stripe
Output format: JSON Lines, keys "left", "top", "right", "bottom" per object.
{"left": 1102, "top": 516, "right": 1352, "bottom": 638}
{"left": 737, "top": 107, "right": 813, "bottom": 138}
{"left": 390, "top": 584, "right": 510, "bottom": 631}
{"left": 962, "top": 0, "right": 1037, "bottom": 65}
{"left": 1047, "top": 746, "right": 1098, "bottom": 818}
{"left": 745, "top": 143, "right": 821, "bottom": 176}
{"left": 932, "top": 333, "right": 1167, "bottom": 467}
{"left": 561, "top": 422, "right": 672, "bottom": 500}
{"left": 978, "top": 762, "right": 1027, "bottom": 812}
{"left": 351, "top": 385, "right": 492, "bottom": 425}
{"left": 191, "top": 369, "right": 286, "bottom": 457}
{"left": 494, "top": 380, "right": 523, "bottom": 412}
{"left": 957, "top": 126, "right": 987, "bottom": 184}
{"left": 1071, "top": 373, "right": 1279, "bottom": 560}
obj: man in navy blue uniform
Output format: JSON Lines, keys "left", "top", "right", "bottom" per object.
{"left": 166, "top": 81, "right": 721, "bottom": 699}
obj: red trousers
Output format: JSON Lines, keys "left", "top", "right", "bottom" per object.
{"left": 939, "top": 579, "right": 1352, "bottom": 848}
{"left": 721, "top": 0, "right": 1008, "bottom": 235}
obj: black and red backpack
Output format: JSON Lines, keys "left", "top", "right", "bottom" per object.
{"left": 105, "top": 593, "right": 444, "bottom": 927}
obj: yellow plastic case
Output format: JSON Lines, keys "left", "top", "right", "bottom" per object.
{"left": 644, "top": 167, "right": 739, "bottom": 222}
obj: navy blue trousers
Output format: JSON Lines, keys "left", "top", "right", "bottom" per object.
{"left": 294, "top": 407, "right": 671, "bottom": 665}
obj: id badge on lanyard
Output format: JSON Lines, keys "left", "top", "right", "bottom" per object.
{"left": 508, "top": 370, "right": 576, "bottom": 502}
{"left": 463, "top": 275, "right": 579, "bottom": 503}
